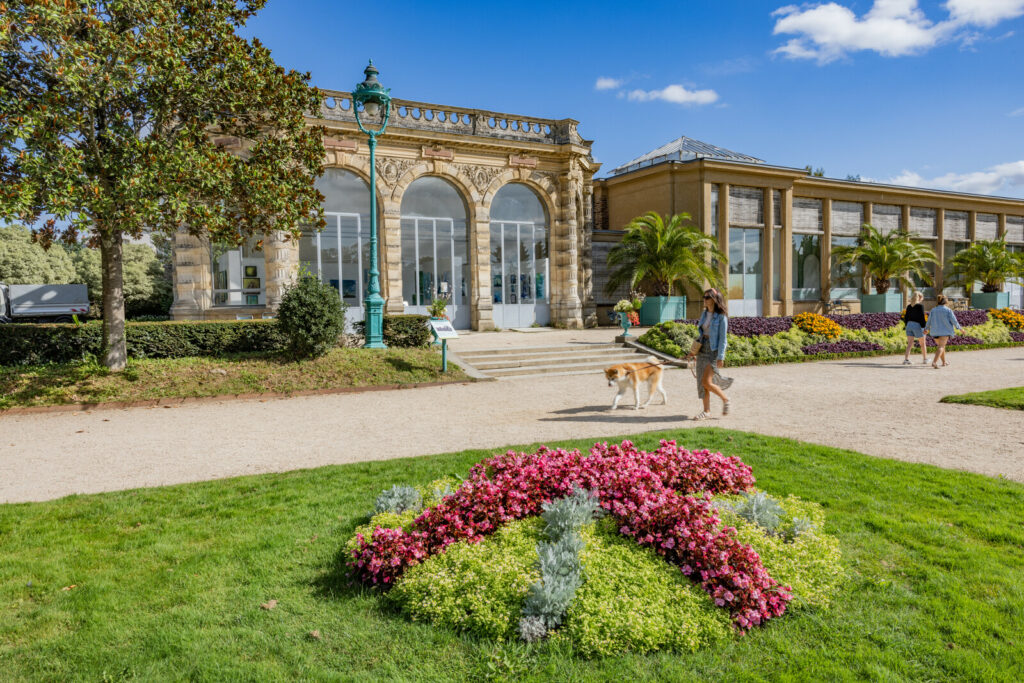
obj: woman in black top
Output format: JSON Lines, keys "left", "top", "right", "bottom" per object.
{"left": 903, "top": 291, "right": 928, "bottom": 365}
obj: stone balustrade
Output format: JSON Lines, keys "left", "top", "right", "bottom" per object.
{"left": 317, "top": 90, "right": 582, "bottom": 146}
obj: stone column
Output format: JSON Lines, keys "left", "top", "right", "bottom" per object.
{"left": 821, "top": 197, "right": 832, "bottom": 307}
{"left": 861, "top": 202, "right": 873, "bottom": 294}
{"left": 170, "top": 230, "right": 211, "bottom": 320}
{"left": 580, "top": 185, "right": 597, "bottom": 327}
{"left": 701, "top": 182, "right": 714, "bottom": 236}
{"left": 780, "top": 187, "right": 794, "bottom": 315}
{"left": 381, "top": 202, "right": 405, "bottom": 316}
{"left": 551, "top": 180, "right": 583, "bottom": 328}
{"left": 762, "top": 188, "right": 775, "bottom": 312}
{"left": 717, "top": 183, "right": 730, "bottom": 309}
{"left": 900, "top": 204, "right": 912, "bottom": 300}
{"left": 935, "top": 208, "right": 945, "bottom": 299}
{"left": 263, "top": 231, "right": 298, "bottom": 313}
{"left": 998, "top": 213, "right": 1008, "bottom": 291}
{"left": 470, "top": 203, "right": 494, "bottom": 330}
{"left": 968, "top": 210, "right": 977, "bottom": 242}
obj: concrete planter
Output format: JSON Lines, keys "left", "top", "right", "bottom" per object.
{"left": 859, "top": 292, "right": 903, "bottom": 313}
{"left": 639, "top": 296, "right": 688, "bottom": 326}
{"left": 971, "top": 291, "right": 1010, "bottom": 310}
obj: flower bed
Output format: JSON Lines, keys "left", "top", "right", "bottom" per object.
{"left": 990, "top": 308, "right": 1024, "bottom": 331}
{"left": 640, "top": 310, "right": 1024, "bottom": 366}
{"left": 802, "top": 341, "right": 883, "bottom": 355}
{"left": 346, "top": 441, "right": 844, "bottom": 654}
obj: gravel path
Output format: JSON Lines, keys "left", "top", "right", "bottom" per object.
{"left": 2, "top": 338, "right": 1022, "bottom": 503}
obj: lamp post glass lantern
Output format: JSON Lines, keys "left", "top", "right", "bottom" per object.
{"left": 353, "top": 60, "right": 391, "bottom": 348}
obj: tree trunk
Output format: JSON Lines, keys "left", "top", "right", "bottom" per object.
{"left": 873, "top": 276, "right": 891, "bottom": 294}
{"left": 100, "top": 231, "right": 127, "bottom": 371}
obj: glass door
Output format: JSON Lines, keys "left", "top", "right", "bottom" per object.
{"left": 490, "top": 221, "right": 549, "bottom": 328}
{"left": 400, "top": 216, "right": 469, "bottom": 328}
{"left": 728, "top": 228, "right": 763, "bottom": 317}
{"left": 299, "top": 212, "right": 366, "bottom": 327}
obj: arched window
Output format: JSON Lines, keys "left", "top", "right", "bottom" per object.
{"left": 489, "top": 183, "right": 549, "bottom": 327}
{"left": 400, "top": 177, "right": 470, "bottom": 328}
{"left": 299, "top": 169, "right": 372, "bottom": 316}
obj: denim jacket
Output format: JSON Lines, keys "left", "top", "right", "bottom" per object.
{"left": 698, "top": 310, "right": 729, "bottom": 360}
{"left": 924, "top": 305, "right": 961, "bottom": 338}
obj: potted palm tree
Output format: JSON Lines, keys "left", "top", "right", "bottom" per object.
{"left": 605, "top": 211, "right": 725, "bottom": 325}
{"left": 949, "top": 239, "right": 1024, "bottom": 310}
{"left": 831, "top": 224, "right": 938, "bottom": 313}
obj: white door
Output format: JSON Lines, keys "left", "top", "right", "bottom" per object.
{"left": 491, "top": 221, "right": 550, "bottom": 328}
{"left": 401, "top": 216, "right": 470, "bottom": 329}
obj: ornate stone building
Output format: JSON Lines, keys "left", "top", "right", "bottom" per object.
{"left": 170, "top": 90, "right": 600, "bottom": 330}
{"left": 593, "top": 136, "right": 1024, "bottom": 320}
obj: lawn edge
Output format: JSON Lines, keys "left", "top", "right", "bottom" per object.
{"left": 0, "top": 376, "right": 485, "bottom": 415}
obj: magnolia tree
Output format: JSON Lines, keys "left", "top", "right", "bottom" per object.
{"left": 0, "top": 0, "right": 326, "bottom": 369}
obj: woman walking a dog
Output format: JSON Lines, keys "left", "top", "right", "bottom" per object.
{"left": 688, "top": 288, "right": 732, "bottom": 420}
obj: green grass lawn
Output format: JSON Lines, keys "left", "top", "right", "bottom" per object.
{"left": 940, "top": 386, "right": 1024, "bottom": 411}
{"left": 2, "top": 429, "right": 1023, "bottom": 682}
{"left": 0, "top": 348, "right": 469, "bottom": 411}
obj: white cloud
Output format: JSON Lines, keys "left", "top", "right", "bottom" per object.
{"left": 1010, "top": 106, "right": 1024, "bottom": 116}
{"left": 884, "top": 160, "right": 1024, "bottom": 195}
{"left": 772, "top": 0, "right": 1024, "bottom": 63}
{"left": 945, "top": 0, "right": 1024, "bottom": 27}
{"left": 594, "top": 77, "right": 622, "bottom": 91}
{"left": 626, "top": 84, "right": 719, "bottom": 106}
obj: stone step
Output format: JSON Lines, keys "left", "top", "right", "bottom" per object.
{"left": 485, "top": 358, "right": 661, "bottom": 378}
{"left": 456, "top": 343, "right": 623, "bottom": 360}
{"left": 471, "top": 353, "right": 646, "bottom": 371}
{"left": 460, "top": 347, "right": 635, "bottom": 365}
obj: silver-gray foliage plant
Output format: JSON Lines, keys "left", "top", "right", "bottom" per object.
{"left": 519, "top": 488, "right": 600, "bottom": 642}
{"left": 717, "top": 491, "right": 816, "bottom": 542}
{"left": 374, "top": 484, "right": 423, "bottom": 515}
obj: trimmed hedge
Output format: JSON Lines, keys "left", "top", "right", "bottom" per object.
{"left": 356, "top": 314, "right": 432, "bottom": 348}
{"left": 0, "top": 320, "right": 287, "bottom": 366}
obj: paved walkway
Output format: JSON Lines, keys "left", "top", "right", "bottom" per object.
{"left": 2, "top": 330, "right": 1022, "bottom": 503}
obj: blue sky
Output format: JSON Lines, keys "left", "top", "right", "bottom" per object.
{"left": 242, "top": 0, "right": 1024, "bottom": 197}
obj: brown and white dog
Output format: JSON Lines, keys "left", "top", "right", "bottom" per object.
{"left": 604, "top": 356, "right": 668, "bottom": 411}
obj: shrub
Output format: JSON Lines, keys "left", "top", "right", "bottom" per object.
{"left": 793, "top": 312, "right": 843, "bottom": 339}
{"left": 387, "top": 517, "right": 544, "bottom": 639}
{"left": 0, "top": 320, "right": 287, "bottom": 366}
{"left": 989, "top": 307, "right": 1024, "bottom": 331}
{"left": 802, "top": 341, "right": 883, "bottom": 355}
{"left": 344, "top": 509, "right": 419, "bottom": 558}
{"left": 374, "top": 485, "right": 423, "bottom": 515}
{"left": 927, "top": 334, "right": 984, "bottom": 347}
{"left": 559, "top": 517, "right": 731, "bottom": 656}
{"left": 276, "top": 273, "right": 346, "bottom": 359}
{"left": 1011, "top": 332, "right": 1024, "bottom": 342}
{"left": 356, "top": 314, "right": 432, "bottom": 348}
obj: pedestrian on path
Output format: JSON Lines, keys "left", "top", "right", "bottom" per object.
{"left": 687, "top": 288, "right": 732, "bottom": 420}
{"left": 924, "top": 294, "right": 961, "bottom": 369}
{"left": 903, "top": 291, "right": 929, "bottom": 365}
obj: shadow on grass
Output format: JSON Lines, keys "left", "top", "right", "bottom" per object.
{"left": 0, "top": 362, "right": 113, "bottom": 408}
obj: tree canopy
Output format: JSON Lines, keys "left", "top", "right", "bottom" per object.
{"left": 0, "top": 224, "right": 76, "bottom": 284}
{"left": 949, "top": 239, "right": 1024, "bottom": 293}
{"left": 831, "top": 224, "right": 938, "bottom": 294}
{"left": 0, "top": 0, "right": 325, "bottom": 368}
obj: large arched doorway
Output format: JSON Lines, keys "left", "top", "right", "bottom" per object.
{"left": 298, "top": 168, "right": 374, "bottom": 326}
{"left": 400, "top": 177, "right": 471, "bottom": 328}
{"left": 489, "top": 183, "right": 550, "bottom": 328}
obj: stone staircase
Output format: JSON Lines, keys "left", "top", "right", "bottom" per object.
{"left": 456, "top": 342, "right": 658, "bottom": 379}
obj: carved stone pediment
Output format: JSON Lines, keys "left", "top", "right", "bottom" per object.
{"left": 455, "top": 164, "right": 504, "bottom": 192}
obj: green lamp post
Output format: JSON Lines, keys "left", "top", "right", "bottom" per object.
{"left": 353, "top": 60, "right": 391, "bottom": 349}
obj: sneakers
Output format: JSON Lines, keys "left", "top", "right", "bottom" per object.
{"left": 693, "top": 411, "right": 712, "bottom": 421}
{"left": 722, "top": 401, "right": 731, "bottom": 416}
{"left": 903, "top": 359, "right": 912, "bottom": 365}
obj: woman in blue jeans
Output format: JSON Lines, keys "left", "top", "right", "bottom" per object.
{"left": 687, "top": 288, "right": 732, "bottom": 420}
{"left": 923, "top": 294, "right": 962, "bottom": 369}
{"left": 903, "top": 291, "right": 928, "bottom": 365}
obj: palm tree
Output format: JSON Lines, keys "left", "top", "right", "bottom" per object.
{"left": 950, "top": 239, "right": 1024, "bottom": 293}
{"left": 604, "top": 212, "right": 725, "bottom": 297}
{"left": 830, "top": 224, "right": 938, "bottom": 294}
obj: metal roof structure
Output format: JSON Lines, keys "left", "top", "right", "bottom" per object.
{"left": 608, "top": 135, "right": 764, "bottom": 176}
